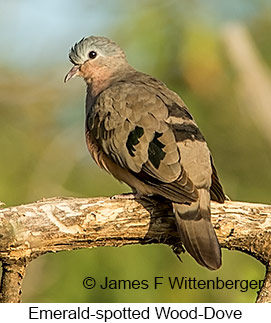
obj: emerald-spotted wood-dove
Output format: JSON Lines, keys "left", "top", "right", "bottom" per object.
{"left": 64, "top": 36, "right": 226, "bottom": 270}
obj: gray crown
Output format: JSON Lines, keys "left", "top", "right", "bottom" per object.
{"left": 69, "top": 36, "right": 125, "bottom": 65}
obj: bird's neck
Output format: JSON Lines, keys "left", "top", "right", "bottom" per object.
{"left": 85, "top": 64, "right": 136, "bottom": 97}
{"left": 85, "top": 69, "right": 112, "bottom": 97}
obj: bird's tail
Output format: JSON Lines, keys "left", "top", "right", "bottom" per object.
{"left": 173, "top": 189, "right": 221, "bottom": 270}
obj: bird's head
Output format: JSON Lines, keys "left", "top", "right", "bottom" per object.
{"left": 64, "top": 36, "right": 128, "bottom": 94}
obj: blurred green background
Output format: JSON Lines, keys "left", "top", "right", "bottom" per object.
{"left": 0, "top": 0, "right": 270, "bottom": 302}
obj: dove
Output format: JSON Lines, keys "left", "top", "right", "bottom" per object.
{"left": 64, "top": 36, "right": 226, "bottom": 270}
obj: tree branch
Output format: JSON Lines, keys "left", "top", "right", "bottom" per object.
{"left": 0, "top": 196, "right": 271, "bottom": 302}
{"left": 0, "top": 259, "right": 27, "bottom": 303}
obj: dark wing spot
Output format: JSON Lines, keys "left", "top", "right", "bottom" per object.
{"left": 126, "top": 126, "right": 144, "bottom": 157}
{"left": 148, "top": 132, "right": 166, "bottom": 169}
{"left": 172, "top": 123, "right": 205, "bottom": 142}
{"left": 168, "top": 103, "right": 193, "bottom": 120}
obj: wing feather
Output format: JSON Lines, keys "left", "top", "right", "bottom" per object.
{"left": 87, "top": 82, "right": 199, "bottom": 202}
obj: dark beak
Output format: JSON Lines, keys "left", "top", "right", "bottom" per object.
{"left": 64, "top": 65, "right": 80, "bottom": 83}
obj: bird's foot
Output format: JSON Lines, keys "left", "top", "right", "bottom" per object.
{"left": 110, "top": 192, "right": 138, "bottom": 200}
{"left": 110, "top": 192, "right": 156, "bottom": 201}
{"left": 110, "top": 193, "right": 167, "bottom": 204}
{"left": 171, "top": 243, "right": 185, "bottom": 262}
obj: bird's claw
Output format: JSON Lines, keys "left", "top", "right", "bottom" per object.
{"left": 110, "top": 193, "right": 137, "bottom": 200}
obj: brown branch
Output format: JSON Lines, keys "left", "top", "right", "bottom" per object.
{"left": 256, "top": 264, "right": 271, "bottom": 303}
{"left": 0, "top": 195, "right": 271, "bottom": 302}
{"left": 0, "top": 259, "right": 27, "bottom": 303}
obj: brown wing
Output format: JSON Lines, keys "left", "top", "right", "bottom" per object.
{"left": 86, "top": 75, "right": 223, "bottom": 269}
{"left": 87, "top": 81, "right": 198, "bottom": 203}
{"left": 210, "top": 156, "right": 226, "bottom": 203}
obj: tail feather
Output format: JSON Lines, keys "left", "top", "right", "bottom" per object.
{"left": 173, "top": 189, "right": 221, "bottom": 270}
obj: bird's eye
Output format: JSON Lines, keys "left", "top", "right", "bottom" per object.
{"left": 88, "top": 51, "right": 97, "bottom": 59}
